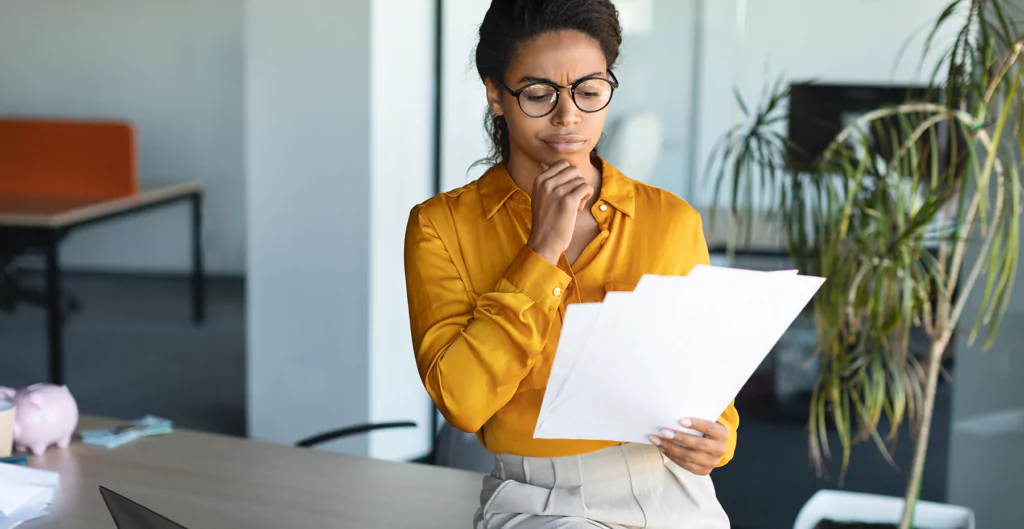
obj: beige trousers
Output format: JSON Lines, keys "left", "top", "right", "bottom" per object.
{"left": 474, "top": 444, "right": 730, "bottom": 529}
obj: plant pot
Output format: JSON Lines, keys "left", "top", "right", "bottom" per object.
{"left": 793, "top": 490, "right": 975, "bottom": 529}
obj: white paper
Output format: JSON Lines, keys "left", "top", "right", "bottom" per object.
{"left": 535, "top": 265, "right": 824, "bottom": 443}
{"left": 0, "top": 484, "right": 48, "bottom": 517}
{"left": 537, "top": 302, "right": 602, "bottom": 428}
{"left": 0, "top": 464, "right": 59, "bottom": 488}
{"left": 0, "top": 504, "right": 49, "bottom": 529}
{"left": 0, "top": 463, "right": 59, "bottom": 526}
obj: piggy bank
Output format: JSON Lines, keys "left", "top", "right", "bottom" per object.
{"left": 0, "top": 383, "right": 79, "bottom": 455}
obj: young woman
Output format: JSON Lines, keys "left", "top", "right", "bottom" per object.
{"left": 405, "top": 1, "right": 738, "bottom": 527}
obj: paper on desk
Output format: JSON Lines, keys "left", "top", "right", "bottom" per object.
{"left": 0, "top": 463, "right": 59, "bottom": 528}
{"left": 0, "top": 483, "right": 48, "bottom": 517}
{"left": 0, "top": 500, "right": 50, "bottom": 529}
{"left": 535, "top": 265, "right": 824, "bottom": 443}
{"left": 0, "top": 463, "right": 59, "bottom": 488}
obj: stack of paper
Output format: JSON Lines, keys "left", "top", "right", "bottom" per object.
{"left": 0, "top": 462, "right": 59, "bottom": 529}
{"left": 534, "top": 265, "right": 825, "bottom": 443}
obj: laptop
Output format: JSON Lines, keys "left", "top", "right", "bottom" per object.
{"left": 99, "top": 486, "right": 188, "bottom": 529}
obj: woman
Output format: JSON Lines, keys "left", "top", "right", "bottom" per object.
{"left": 405, "top": 1, "right": 738, "bottom": 527}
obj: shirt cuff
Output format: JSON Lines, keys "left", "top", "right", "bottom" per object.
{"left": 498, "top": 245, "right": 573, "bottom": 311}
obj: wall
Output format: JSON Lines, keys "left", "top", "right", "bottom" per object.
{"left": 0, "top": 0, "right": 245, "bottom": 275}
{"left": 246, "top": 0, "right": 373, "bottom": 455}
{"left": 367, "top": 0, "right": 436, "bottom": 461}
{"left": 440, "top": 0, "right": 492, "bottom": 192}
{"left": 247, "top": 0, "right": 434, "bottom": 461}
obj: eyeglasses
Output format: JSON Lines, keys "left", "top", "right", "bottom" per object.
{"left": 497, "top": 71, "right": 619, "bottom": 118}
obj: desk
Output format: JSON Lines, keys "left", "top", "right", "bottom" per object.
{"left": 23, "top": 416, "right": 484, "bottom": 529}
{"left": 0, "top": 182, "right": 205, "bottom": 384}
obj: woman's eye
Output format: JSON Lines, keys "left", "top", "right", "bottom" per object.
{"left": 525, "top": 93, "right": 554, "bottom": 102}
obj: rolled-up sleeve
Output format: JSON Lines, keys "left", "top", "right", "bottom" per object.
{"left": 717, "top": 401, "right": 739, "bottom": 467}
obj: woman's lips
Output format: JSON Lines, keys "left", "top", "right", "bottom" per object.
{"left": 543, "top": 135, "right": 587, "bottom": 153}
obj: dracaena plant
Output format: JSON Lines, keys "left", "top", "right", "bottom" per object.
{"left": 706, "top": 1, "right": 1023, "bottom": 527}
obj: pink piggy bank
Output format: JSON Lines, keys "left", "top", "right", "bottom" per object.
{"left": 0, "top": 384, "right": 79, "bottom": 455}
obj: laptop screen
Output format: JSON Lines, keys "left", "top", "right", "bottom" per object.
{"left": 99, "top": 486, "right": 188, "bottom": 529}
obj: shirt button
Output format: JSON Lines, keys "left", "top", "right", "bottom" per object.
{"left": 599, "top": 204, "right": 609, "bottom": 212}
{"left": 552, "top": 286, "right": 562, "bottom": 297}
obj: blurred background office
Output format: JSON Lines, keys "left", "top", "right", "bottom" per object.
{"left": 0, "top": 1, "right": 1020, "bottom": 528}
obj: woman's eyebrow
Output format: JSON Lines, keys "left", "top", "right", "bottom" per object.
{"left": 518, "top": 72, "right": 605, "bottom": 84}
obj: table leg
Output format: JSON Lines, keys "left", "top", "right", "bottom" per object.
{"left": 191, "top": 192, "right": 206, "bottom": 324}
{"left": 44, "top": 231, "right": 64, "bottom": 385}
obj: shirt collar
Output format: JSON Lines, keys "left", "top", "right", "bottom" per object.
{"left": 479, "top": 156, "right": 635, "bottom": 219}
{"left": 479, "top": 163, "right": 520, "bottom": 219}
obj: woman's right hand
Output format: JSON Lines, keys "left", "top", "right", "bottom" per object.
{"left": 526, "top": 160, "right": 594, "bottom": 265}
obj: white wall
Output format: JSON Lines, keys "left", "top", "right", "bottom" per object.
{"left": 440, "top": 0, "right": 492, "bottom": 192}
{"left": 246, "top": 0, "right": 373, "bottom": 455}
{"left": 368, "top": 0, "right": 436, "bottom": 461}
{"left": 0, "top": 0, "right": 246, "bottom": 275}
{"left": 247, "top": 0, "right": 434, "bottom": 461}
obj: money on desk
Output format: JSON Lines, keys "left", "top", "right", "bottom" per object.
{"left": 80, "top": 416, "right": 173, "bottom": 448}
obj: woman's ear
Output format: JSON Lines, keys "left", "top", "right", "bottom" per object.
{"left": 484, "top": 78, "right": 505, "bottom": 117}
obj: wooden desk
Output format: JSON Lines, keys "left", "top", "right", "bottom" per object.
{"left": 23, "top": 416, "right": 483, "bottom": 529}
{"left": 0, "top": 182, "right": 205, "bottom": 384}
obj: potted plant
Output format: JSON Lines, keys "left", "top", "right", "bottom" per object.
{"left": 705, "top": 1, "right": 1022, "bottom": 528}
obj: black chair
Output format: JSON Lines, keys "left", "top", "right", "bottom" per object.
{"left": 294, "top": 418, "right": 494, "bottom": 472}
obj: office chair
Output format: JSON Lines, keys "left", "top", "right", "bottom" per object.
{"left": 295, "top": 418, "right": 494, "bottom": 473}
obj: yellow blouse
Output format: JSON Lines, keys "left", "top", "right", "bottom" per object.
{"left": 404, "top": 158, "right": 739, "bottom": 466}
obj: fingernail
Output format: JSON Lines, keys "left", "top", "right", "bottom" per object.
{"left": 661, "top": 429, "right": 675, "bottom": 439}
{"left": 680, "top": 419, "right": 692, "bottom": 428}
{"left": 649, "top": 435, "right": 661, "bottom": 446}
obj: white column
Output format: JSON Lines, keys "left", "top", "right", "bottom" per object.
{"left": 367, "top": 0, "right": 436, "bottom": 460}
{"left": 247, "top": 0, "right": 434, "bottom": 459}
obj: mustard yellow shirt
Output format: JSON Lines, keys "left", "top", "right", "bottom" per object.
{"left": 404, "top": 158, "right": 739, "bottom": 466}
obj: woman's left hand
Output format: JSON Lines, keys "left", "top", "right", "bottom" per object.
{"left": 649, "top": 418, "right": 728, "bottom": 476}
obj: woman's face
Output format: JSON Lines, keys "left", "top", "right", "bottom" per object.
{"left": 486, "top": 30, "right": 612, "bottom": 170}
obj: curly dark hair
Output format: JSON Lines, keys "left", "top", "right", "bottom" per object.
{"left": 475, "top": 0, "right": 622, "bottom": 166}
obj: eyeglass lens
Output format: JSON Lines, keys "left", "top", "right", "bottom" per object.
{"left": 518, "top": 78, "right": 614, "bottom": 117}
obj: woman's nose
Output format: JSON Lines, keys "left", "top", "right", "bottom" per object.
{"left": 550, "top": 89, "right": 581, "bottom": 126}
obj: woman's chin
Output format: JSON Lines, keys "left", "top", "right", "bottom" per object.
{"left": 537, "top": 145, "right": 591, "bottom": 165}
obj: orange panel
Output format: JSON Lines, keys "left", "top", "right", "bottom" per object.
{"left": 0, "top": 119, "right": 138, "bottom": 199}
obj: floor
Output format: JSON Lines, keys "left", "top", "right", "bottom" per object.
{"left": 0, "top": 273, "right": 953, "bottom": 529}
